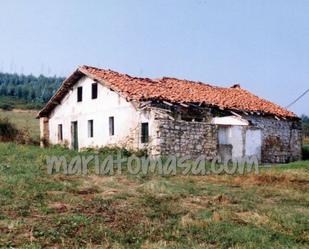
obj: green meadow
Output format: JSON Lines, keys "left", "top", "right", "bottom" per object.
{"left": 0, "top": 143, "right": 308, "bottom": 248}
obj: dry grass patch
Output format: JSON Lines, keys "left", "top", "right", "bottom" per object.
{"left": 187, "top": 172, "right": 309, "bottom": 191}
{"left": 182, "top": 194, "right": 235, "bottom": 214}
{"left": 234, "top": 211, "right": 269, "bottom": 225}
{"left": 180, "top": 213, "right": 211, "bottom": 228}
{"left": 237, "top": 173, "right": 309, "bottom": 188}
{"left": 182, "top": 196, "right": 212, "bottom": 211}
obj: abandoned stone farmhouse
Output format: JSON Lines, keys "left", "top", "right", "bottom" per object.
{"left": 38, "top": 65, "right": 302, "bottom": 163}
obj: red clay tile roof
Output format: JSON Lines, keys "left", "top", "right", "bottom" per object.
{"left": 38, "top": 65, "right": 297, "bottom": 118}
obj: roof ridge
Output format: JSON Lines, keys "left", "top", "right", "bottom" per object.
{"left": 38, "top": 65, "right": 297, "bottom": 118}
{"left": 81, "top": 66, "right": 224, "bottom": 88}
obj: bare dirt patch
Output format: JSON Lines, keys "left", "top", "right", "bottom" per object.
{"left": 12, "top": 109, "right": 38, "bottom": 114}
{"left": 48, "top": 202, "right": 72, "bottom": 213}
{"left": 46, "top": 190, "right": 67, "bottom": 196}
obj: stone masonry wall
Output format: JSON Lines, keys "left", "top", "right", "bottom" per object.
{"left": 40, "top": 117, "right": 49, "bottom": 147}
{"left": 245, "top": 116, "right": 302, "bottom": 163}
{"left": 153, "top": 118, "right": 218, "bottom": 160}
{"left": 149, "top": 113, "right": 302, "bottom": 163}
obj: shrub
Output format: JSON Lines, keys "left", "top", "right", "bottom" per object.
{"left": 16, "top": 128, "right": 40, "bottom": 145}
{"left": 302, "top": 145, "right": 309, "bottom": 160}
{"left": 98, "top": 146, "right": 132, "bottom": 157}
{"left": 82, "top": 146, "right": 148, "bottom": 157}
{"left": 98, "top": 146, "right": 148, "bottom": 157}
{"left": 0, "top": 103, "right": 13, "bottom": 111}
{"left": 0, "top": 118, "right": 18, "bottom": 141}
{"left": 25, "top": 102, "right": 44, "bottom": 110}
{"left": 0, "top": 118, "right": 39, "bottom": 145}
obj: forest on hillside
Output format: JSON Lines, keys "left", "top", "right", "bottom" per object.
{"left": 0, "top": 72, "right": 64, "bottom": 109}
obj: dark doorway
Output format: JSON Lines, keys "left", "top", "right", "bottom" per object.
{"left": 71, "top": 121, "right": 78, "bottom": 150}
{"left": 109, "top": 116, "right": 114, "bottom": 136}
{"left": 141, "top": 122, "right": 149, "bottom": 143}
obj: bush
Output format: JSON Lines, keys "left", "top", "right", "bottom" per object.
{"left": 16, "top": 128, "right": 40, "bottom": 145}
{"left": 0, "top": 118, "right": 38, "bottom": 145}
{"left": 82, "top": 146, "right": 148, "bottom": 157}
{"left": 24, "top": 102, "right": 43, "bottom": 110}
{"left": 98, "top": 146, "right": 148, "bottom": 157}
{"left": 0, "top": 103, "right": 13, "bottom": 111}
{"left": 0, "top": 118, "right": 18, "bottom": 141}
{"left": 302, "top": 145, "right": 309, "bottom": 160}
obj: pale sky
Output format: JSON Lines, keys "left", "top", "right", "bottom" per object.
{"left": 0, "top": 0, "right": 308, "bottom": 115}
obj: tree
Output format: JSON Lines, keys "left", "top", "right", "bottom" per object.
{"left": 0, "top": 72, "right": 64, "bottom": 104}
{"left": 17, "top": 86, "right": 23, "bottom": 98}
{"left": 30, "top": 89, "right": 36, "bottom": 100}
{"left": 301, "top": 115, "right": 309, "bottom": 124}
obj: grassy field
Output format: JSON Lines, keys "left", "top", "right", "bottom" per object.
{"left": 0, "top": 109, "right": 40, "bottom": 141}
{"left": 0, "top": 143, "right": 308, "bottom": 248}
{"left": 0, "top": 96, "right": 43, "bottom": 110}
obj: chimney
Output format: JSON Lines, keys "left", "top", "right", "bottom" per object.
{"left": 231, "top": 83, "right": 241, "bottom": 89}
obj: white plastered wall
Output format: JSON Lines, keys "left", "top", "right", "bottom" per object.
{"left": 48, "top": 76, "right": 155, "bottom": 150}
{"left": 215, "top": 116, "right": 261, "bottom": 160}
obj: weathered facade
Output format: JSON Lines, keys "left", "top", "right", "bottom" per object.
{"left": 152, "top": 118, "right": 218, "bottom": 160}
{"left": 38, "top": 65, "right": 302, "bottom": 163}
{"left": 245, "top": 116, "right": 302, "bottom": 163}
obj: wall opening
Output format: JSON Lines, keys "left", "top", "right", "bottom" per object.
{"left": 88, "top": 120, "right": 93, "bottom": 138}
{"left": 141, "top": 122, "right": 149, "bottom": 143}
{"left": 77, "top": 86, "right": 83, "bottom": 102}
{"left": 71, "top": 121, "right": 78, "bottom": 150}
{"left": 109, "top": 116, "right": 114, "bottom": 136}
{"left": 92, "top": 83, "right": 98, "bottom": 99}
{"left": 57, "top": 124, "right": 63, "bottom": 142}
